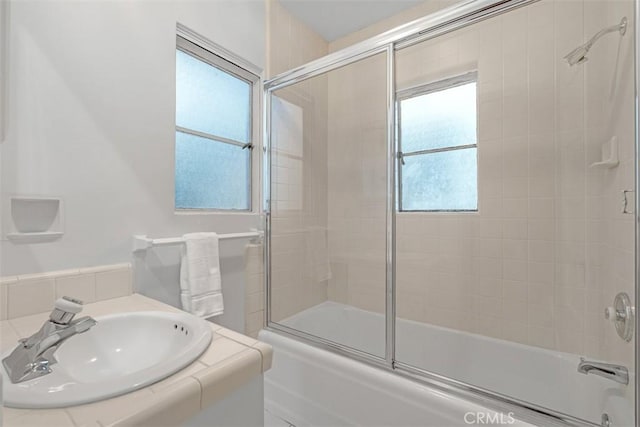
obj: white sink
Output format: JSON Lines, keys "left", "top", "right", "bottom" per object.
{"left": 2, "top": 311, "right": 213, "bottom": 408}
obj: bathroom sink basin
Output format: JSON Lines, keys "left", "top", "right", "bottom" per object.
{"left": 2, "top": 311, "right": 212, "bottom": 408}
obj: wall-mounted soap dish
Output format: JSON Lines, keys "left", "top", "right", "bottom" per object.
{"left": 6, "top": 196, "right": 64, "bottom": 243}
{"left": 589, "top": 136, "right": 619, "bottom": 169}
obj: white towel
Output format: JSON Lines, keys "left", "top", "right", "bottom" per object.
{"left": 179, "top": 232, "right": 224, "bottom": 317}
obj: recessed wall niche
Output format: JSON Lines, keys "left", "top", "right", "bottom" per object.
{"left": 6, "top": 196, "right": 64, "bottom": 243}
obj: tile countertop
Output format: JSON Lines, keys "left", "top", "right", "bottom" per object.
{"left": 0, "top": 294, "right": 273, "bottom": 427}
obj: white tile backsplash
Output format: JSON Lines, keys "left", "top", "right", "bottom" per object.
{"left": 95, "top": 268, "right": 133, "bottom": 301}
{"left": 0, "top": 263, "right": 132, "bottom": 320}
{"left": 7, "top": 278, "right": 55, "bottom": 319}
{"left": 55, "top": 274, "right": 96, "bottom": 303}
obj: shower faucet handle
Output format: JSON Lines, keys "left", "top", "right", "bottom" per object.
{"left": 604, "top": 293, "right": 634, "bottom": 342}
{"left": 604, "top": 306, "right": 626, "bottom": 322}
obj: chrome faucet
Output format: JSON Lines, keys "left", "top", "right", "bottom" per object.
{"left": 577, "top": 358, "right": 629, "bottom": 385}
{"left": 2, "top": 296, "right": 97, "bottom": 384}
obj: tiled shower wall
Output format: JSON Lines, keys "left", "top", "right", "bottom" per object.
{"left": 587, "top": 0, "right": 635, "bottom": 367}
{"left": 326, "top": 0, "right": 635, "bottom": 366}
{"left": 326, "top": 53, "right": 388, "bottom": 309}
{"left": 244, "top": 243, "right": 264, "bottom": 338}
{"left": 267, "top": 0, "right": 330, "bottom": 322}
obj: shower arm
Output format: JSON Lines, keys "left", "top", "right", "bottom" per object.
{"left": 583, "top": 17, "right": 627, "bottom": 52}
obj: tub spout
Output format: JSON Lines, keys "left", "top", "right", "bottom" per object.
{"left": 577, "top": 358, "right": 628, "bottom": 385}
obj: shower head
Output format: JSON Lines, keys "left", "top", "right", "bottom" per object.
{"left": 564, "top": 17, "right": 627, "bottom": 66}
{"left": 564, "top": 45, "right": 591, "bottom": 66}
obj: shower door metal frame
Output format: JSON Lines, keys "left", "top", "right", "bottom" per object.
{"left": 263, "top": 0, "right": 638, "bottom": 426}
{"left": 264, "top": 44, "right": 394, "bottom": 372}
{"left": 634, "top": 2, "right": 639, "bottom": 427}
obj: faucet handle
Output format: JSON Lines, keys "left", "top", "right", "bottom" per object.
{"left": 604, "top": 306, "right": 625, "bottom": 321}
{"left": 55, "top": 296, "right": 83, "bottom": 312}
{"left": 50, "top": 296, "right": 84, "bottom": 324}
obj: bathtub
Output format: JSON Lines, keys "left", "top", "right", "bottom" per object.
{"left": 259, "top": 301, "right": 635, "bottom": 427}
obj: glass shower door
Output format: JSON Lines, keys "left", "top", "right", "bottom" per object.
{"left": 393, "top": 0, "right": 636, "bottom": 425}
{"left": 265, "top": 0, "right": 636, "bottom": 424}
{"left": 268, "top": 51, "right": 389, "bottom": 359}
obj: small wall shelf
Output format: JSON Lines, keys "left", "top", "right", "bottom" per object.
{"left": 5, "top": 196, "right": 64, "bottom": 243}
{"left": 589, "top": 136, "right": 619, "bottom": 169}
{"left": 6, "top": 232, "right": 64, "bottom": 243}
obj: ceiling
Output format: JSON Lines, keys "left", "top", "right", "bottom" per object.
{"left": 278, "top": 0, "right": 425, "bottom": 42}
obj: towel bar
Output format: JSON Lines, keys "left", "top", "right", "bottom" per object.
{"left": 132, "top": 231, "right": 263, "bottom": 252}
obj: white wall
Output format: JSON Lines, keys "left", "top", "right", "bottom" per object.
{"left": 0, "top": 0, "right": 7, "bottom": 143}
{"left": 1, "top": 0, "right": 265, "bottom": 276}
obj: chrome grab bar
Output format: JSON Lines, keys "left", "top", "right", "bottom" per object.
{"left": 577, "top": 358, "right": 629, "bottom": 385}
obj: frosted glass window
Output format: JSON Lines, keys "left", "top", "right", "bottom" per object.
{"left": 400, "top": 82, "right": 476, "bottom": 152}
{"left": 401, "top": 148, "right": 477, "bottom": 211}
{"left": 175, "top": 35, "right": 257, "bottom": 211}
{"left": 176, "top": 50, "right": 251, "bottom": 143}
{"left": 175, "top": 132, "right": 250, "bottom": 210}
{"left": 398, "top": 73, "right": 478, "bottom": 211}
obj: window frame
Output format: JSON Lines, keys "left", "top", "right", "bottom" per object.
{"left": 396, "top": 71, "right": 478, "bottom": 213}
{"left": 175, "top": 34, "right": 260, "bottom": 213}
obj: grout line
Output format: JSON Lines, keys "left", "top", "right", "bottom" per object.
{"left": 63, "top": 409, "right": 81, "bottom": 427}
{"left": 199, "top": 343, "right": 255, "bottom": 369}
{"left": 191, "top": 374, "right": 206, "bottom": 410}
